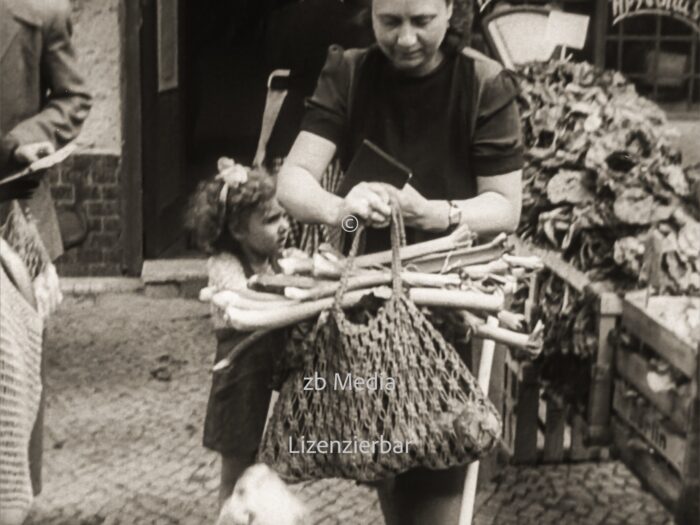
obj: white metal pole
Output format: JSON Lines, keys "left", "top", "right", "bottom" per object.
{"left": 458, "top": 316, "right": 500, "bottom": 525}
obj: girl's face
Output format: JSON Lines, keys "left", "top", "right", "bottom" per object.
{"left": 372, "top": 0, "right": 452, "bottom": 76}
{"left": 231, "top": 198, "right": 290, "bottom": 259}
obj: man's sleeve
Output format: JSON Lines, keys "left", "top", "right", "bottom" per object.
{"left": 299, "top": 45, "right": 352, "bottom": 147}
{"left": 472, "top": 69, "right": 524, "bottom": 177}
{"left": 0, "top": 135, "right": 20, "bottom": 176}
{"left": 6, "top": 0, "right": 92, "bottom": 147}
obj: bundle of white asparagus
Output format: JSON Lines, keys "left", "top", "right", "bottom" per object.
{"left": 201, "top": 228, "right": 545, "bottom": 371}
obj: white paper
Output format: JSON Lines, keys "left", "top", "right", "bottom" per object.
{"left": 0, "top": 143, "right": 76, "bottom": 186}
{"left": 488, "top": 11, "right": 553, "bottom": 68}
{"left": 545, "top": 11, "right": 590, "bottom": 51}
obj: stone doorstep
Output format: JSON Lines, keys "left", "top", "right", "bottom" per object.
{"left": 60, "top": 259, "right": 207, "bottom": 299}
{"left": 60, "top": 277, "right": 143, "bottom": 295}
{"left": 141, "top": 258, "right": 207, "bottom": 284}
{"left": 141, "top": 258, "right": 207, "bottom": 299}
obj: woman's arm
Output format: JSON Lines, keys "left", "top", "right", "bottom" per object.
{"left": 461, "top": 170, "right": 523, "bottom": 234}
{"left": 390, "top": 170, "right": 522, "bottom": 236}
{"left": 276, "top": 132, "right": 341, "bottom": 225}
{"left": 277, "top": 131, "right": 393, "bottom": 227}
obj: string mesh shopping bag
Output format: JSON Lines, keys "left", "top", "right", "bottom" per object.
{"left": 1, "top": 201, "right": 62, "bottom": 319}
{"left": 0, "top": 251, "right": 44, "bottom": 525}
{"left": 0, "top": 201, "right": 50, "bottom": 280}
{"left": 258, "top": 207, "right": 502, "bottom": 482}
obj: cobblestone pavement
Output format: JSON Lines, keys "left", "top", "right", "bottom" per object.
{"left": 23, "top": 293, "right": 674, "bottom": 525}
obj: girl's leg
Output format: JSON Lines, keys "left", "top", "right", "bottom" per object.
{"left": 219, "top": 451, "right": 256, "bottom": 508}
{"left": 376, "top": 465, "right": 467, "bottom": 525}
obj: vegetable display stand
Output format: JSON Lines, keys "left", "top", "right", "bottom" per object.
{"left": 507, "top": 358, "right": 610, "bottom": 465}
{"left": 513, "top": 237, "right": 622, "bottom": 447}
{"left": 469, "top": 322, "right": 518, "bottom": 480}
{"left": 612, "top": 292, "right": 699, "bottom": 523}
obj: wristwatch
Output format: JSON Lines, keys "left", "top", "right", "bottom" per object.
{"left": 447, "top": 200, "right": 462, "bottom": 229}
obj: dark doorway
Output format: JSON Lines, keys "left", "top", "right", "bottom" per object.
{"left": 140, "top": 0, "right": 373, "bottom": 258}
{"left": 185, "top": 1, "right": 278, "bottom": 170}
{"left": 141, "top": 0, "right": 275, "bottom": 258}
{"left": 140, "top": 0, "right": 188, "bottom": 258}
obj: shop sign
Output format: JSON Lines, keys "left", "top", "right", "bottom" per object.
{"left": 610, "top": 0, "right": 700, "bottom": 33}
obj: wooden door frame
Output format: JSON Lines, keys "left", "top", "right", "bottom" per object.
{"left": 136, "top": 0, "right": 189, "bottom": 260}
{"left": 121, "top": 0, "right": 144, "bottom": 276}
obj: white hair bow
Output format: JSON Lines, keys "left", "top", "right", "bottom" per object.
{"left": 216, "top": 157, "right": 249, "bottom": 204}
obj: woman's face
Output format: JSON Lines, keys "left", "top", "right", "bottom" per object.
{"left": 231, "top": 198, "right": 290, "bottom": 259}
{"left": 372, "top": 0, "right": 452, "bottom": 76}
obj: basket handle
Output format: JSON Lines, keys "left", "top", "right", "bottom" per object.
{"left": 332, "top": 202, "right": 406, "bottom": 311}
{"left": 390, "top": 204, "right": 405, "bottom": 294}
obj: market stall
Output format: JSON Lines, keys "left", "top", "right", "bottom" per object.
{"left": 199, "top": 4, "right": 699, "bottom": 521}
{"left": 474, "top": 3, "right": 700, "bottom": 520}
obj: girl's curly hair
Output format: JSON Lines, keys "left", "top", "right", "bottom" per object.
{"left": 185, "top": 167, "right": 276, "bottom": 254}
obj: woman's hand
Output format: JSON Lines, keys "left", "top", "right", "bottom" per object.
{"left": 339, "top": 182, "right": 393, "bottom": 228}
{"left": 383, "top": 183, "right": 449, "bottom": 232}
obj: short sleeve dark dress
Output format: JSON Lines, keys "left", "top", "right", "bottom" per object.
{"left": 301, "top": 44, "right": 524, "bottom": 253}
{"left": 299, "top": 45, "right": 524, "bottom": 491}
{"left": 202, "top": 253, "right": 282, "bottom": 457}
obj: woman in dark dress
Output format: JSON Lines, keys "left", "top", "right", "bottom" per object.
{"left": 276, "top": 0, "right": 524, "bottom": 522}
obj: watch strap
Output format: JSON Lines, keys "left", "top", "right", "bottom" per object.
{"left": 447, "top": 200, "right": 462, "bottom": 228}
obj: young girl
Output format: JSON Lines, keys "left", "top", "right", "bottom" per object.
{"left": 185, "top": 158, "right": 290, "bottom": 508}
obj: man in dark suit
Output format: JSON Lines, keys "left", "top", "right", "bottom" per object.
{"left": 0, "top": 0, "right": 91, "bottom": 496}
{"left": 0, "top": 0, "right": 92, "bottom": 261}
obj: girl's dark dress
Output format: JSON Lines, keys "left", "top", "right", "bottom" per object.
{"left": 202, "top": 252, "right": 282, "bottom": 457}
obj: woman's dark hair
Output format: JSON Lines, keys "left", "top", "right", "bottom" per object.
{"left": 185, "top": 167, "right": 276, "bottom": 254}
{"left": 445, "top": 0, "right": 474, "bottom": 51}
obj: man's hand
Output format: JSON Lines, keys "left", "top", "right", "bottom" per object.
{"left": 14, "top": 142, "right": 56, "bottom": 165}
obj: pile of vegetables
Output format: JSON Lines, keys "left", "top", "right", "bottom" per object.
{"left": 201, "top": 230, "right": 545, "bottom": 371}
{"left": 516, "top": 60, "right": 700, "bottom": 294}
{"left": 514, "top": 60, "right": 700, "bottom": 408}
{"left": 535, "top": 268, "right": 599, "bottom": 407}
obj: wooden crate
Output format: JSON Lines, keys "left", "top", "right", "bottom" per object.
{"left": 615, "top": 347, "right": 690, "bottom": 432}
{"left": 507, "top": 359, "right": 609, "bottom": 464}
{"left": 468, "top": 264, "right": 602, "bottom": 466}
{"left": 612, "top": 292, "right": 699, "bottom": 523}
{"left": 514, "top": 238, "right": 622, "bottom": 445}
{"left": 613, "top": 379, "right": 687, "bottom": 473}
{"left": 469, "top": 335, "right": 518, "bottom": 482}
{"left": 470, "top": 341, "right": 605, "bottom": 468}
{"left": 622, "top": 293, "right": 698, "bottom": 380}
{"left": 612, "top": 418, "right": 684, "bottom": 510}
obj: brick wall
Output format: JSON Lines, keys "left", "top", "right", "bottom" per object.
{"left": 49, "top": 153, "right": 124, "bottom": 276}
